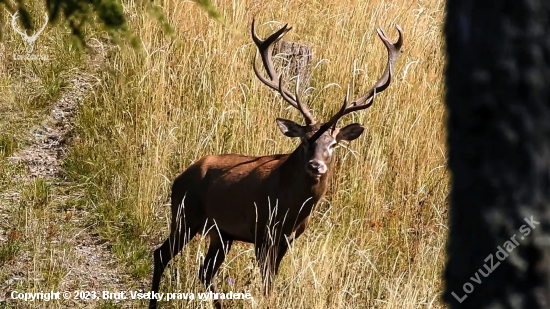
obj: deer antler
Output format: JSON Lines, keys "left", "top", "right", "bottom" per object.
{"left": 251, "top": 19, "right": 316, "bottom": 125}
{"left": 11, "top": 11, "right": 27, "bottom": 37}
{"left": 324, "top": 25, "right": 404, "bottom": 131}
{"left": 30, "top": 13, "right": 49, "bottom": 39}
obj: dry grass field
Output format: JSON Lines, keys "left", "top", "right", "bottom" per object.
{"left": 0, "top": 0, "right": 447, "bottom": 308}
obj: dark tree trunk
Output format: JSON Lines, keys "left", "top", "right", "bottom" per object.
{"left": 444, "top": 0, "right": 550, "bottom": 308}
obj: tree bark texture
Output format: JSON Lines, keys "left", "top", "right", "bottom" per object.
{"left": 444, "top": 0, "right": 550, "bottom": 308}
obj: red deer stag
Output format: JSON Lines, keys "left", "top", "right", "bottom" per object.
{"left": 149, "top": 20, "right": 403, "bottom": 309}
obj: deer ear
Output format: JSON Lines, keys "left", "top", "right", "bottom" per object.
{"left": 336, "top": 123, "right": 364, "bottom": 142}
{"left": 276, "top": 118, "right": 306, "bottom": 138}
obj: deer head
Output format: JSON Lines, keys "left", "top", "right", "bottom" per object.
{"left": 12, "top": 11, "right": 48, "bottom": 54}
{"left": 251, "top": 20, "right": 403, "bottom": 179}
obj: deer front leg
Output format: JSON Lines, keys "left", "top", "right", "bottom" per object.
{"left": 264, "top": 217, "right": 309, "bottom": 294}
{"left": 273, "top": 243, "right": 289, "bottom": 276}
{"left": 255, "top": 243, "right": 275, "bottom": 295}
{"left": 255, "top": 242, "right": 290, "bottom": 296}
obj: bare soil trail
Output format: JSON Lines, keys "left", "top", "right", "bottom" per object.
{"left": 0, "top": 39, "right": 135, "bottom": 307}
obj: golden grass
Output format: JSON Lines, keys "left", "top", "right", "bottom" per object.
{"left": 2, "top": 0, "right": 448, "bottom": 307}
{"left": 66, "top": 0, "right": 448, "bottom": 307}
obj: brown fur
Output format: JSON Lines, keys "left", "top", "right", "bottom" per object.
{"left": 149, "top": 134, "right": 335, "bottom": 309}
{"left": 149, "top": 19, "right": 402, "bottom": 309}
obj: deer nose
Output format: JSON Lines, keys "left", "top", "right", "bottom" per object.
{"left": 307, "top": 160, "right": 327, "bottom": 175}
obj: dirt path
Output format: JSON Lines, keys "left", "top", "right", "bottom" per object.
{"left": 0, "top": 38, "right": 132, "bottom": 307}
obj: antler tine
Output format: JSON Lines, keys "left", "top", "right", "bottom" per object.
{"left": 11, "top": 11, "right": 27, "bottom": 36}
{"left": 31, "top": 12, "right": 49, "bottom": 38}
{"left": 330, "top": 84, "right": 350, "bottom": 130}
{"left": 251, "top": 19, "right": 291, "bottom": 82}
{"left": 251, "top": 19, "right": 316, "bottom": 125}
{"left": 324, "top": 25, "right": 403, "bottom": 129}
{"left": 293, "top": 76, "right": 314, "bottom": 123}
{"left": 278, "top": 74, "right": 314, "bottom": 125}
{"left": 347, "top": 25, "right": 402, "bottom": 112}
{"left": 307, "top": 85, "right": 351, "bottom": 142}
